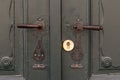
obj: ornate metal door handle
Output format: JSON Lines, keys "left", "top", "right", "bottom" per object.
{"left": 70, "top": 19, "right": 103, "bottom": 69}
{"left": 17, "top": 18, "right": 47, "bottom": 70}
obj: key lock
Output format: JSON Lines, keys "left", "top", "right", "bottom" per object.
{"left": 18, "top": 18, "right": 46, "bottom": 70}
{"left": 63, "top": 19, "right": 103, "bottom": 69}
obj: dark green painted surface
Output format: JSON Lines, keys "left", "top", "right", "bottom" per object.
{"left": 1, "top": 0, "right": 120, "bottom": 80}
{"left": 49, "top": 0, "right": 62, "bottom": 80}
{"left": 92, "top": 0, "right": 120, "bottom": 74}
{"left": 25, "top": 0, "right": 50, "bottom": 80}
{"left": 0, "top": 0, "right": 89, "bottom": 80}
{"left": 0, "top": 0, "right": 24, "bottom": 76}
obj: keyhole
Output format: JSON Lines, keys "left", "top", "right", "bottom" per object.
{"left": 63, "top": 40, "right": 74, "bottom": 51}
{"left": 66, "top": 42, "right": 70, "bottom": 49}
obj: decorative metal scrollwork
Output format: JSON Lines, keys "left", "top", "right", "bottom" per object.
{"left": 0, "top": 56, "right": 14, "bottom": 70}
{"left": 0, "top": 0, "right": 16, "bottom": 71}
{"left": 33, "top": 39, "right": 46, "bottom": 70}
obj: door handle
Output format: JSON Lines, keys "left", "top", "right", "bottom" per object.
{"left": 17, "top": 24, "right": 43, "bottom": 28}
{"left": 17, "top": 18, "right": 47, "bottom": 70}
{"left": 73, "top": 19, "right": 103, "bottom": 31}
{"left": 70, "top": 19, "right": 103, "bottom": 69}
{"left": 17, "top": 18, "right": 45, "bottom": 30}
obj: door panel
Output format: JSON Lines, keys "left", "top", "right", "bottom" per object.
{"left": 92, "top": 0, "right": 120, "bottom": 74}
{"left": 62, "top": 0, "right": 89, "bottom": 80}
{"left": 25, "top": 0, "right": 50, "bottom": 80}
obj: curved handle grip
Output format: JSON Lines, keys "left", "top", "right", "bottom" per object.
{"left": 17, "top": 24, "right": 43, "bottom": 29}
{"left": 83, "top": 25, "right": 103, "bottom": 31}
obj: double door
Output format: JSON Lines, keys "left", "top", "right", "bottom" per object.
{"left": 21, "top": 0, "right": 90, "bottom": 80}
{"left": 0, "top": 0, "right": 120, "bottom": 80}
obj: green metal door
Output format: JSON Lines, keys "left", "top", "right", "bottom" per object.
{"left": 0, "top": 0, "right": 91, "bottom": 80}
{"left": 1, "top": 0, "right": 120, "bottom": 80}
{"left": 21, "top": 0, "right": 92, "bottom": 80}
{"left": 24, "top": 0, "right": 90, "bottom": 80}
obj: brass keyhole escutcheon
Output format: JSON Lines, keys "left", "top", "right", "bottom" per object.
{"left": 63, "top": 40, "right": 74, "bottom": 51}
